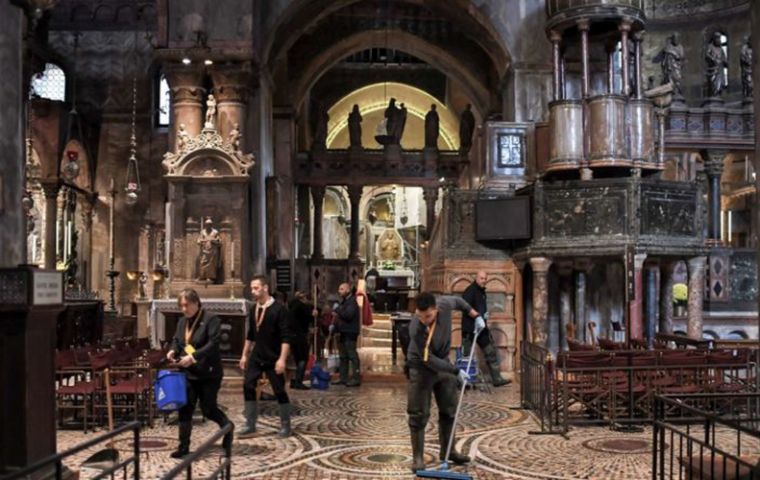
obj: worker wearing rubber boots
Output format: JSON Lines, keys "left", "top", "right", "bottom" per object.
{"left": 461, "top": 271, "right": 510, "bottom": 387}
{"left": 406, "top": 292, "right": 485, "bottom": 473}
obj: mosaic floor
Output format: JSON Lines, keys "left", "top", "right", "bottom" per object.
{"left": 58, "top": 380, "right": 661, "bottom": 479}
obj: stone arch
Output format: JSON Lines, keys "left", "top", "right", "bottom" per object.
{"left": 292, "top": 29, "right": 492, "bottom": 115}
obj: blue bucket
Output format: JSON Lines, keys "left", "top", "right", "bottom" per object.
{"left": 456, "top": 356, "right": 478, "bottom": 383}
{"left": 154, "top": 370, "right": 187, "bottom": 411}
{"left": 310, "top": 364, "right": 331, "bottom": 390}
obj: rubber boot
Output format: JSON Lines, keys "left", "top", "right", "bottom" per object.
{"left": 294, "top": 361, "right": 310, "bottom": 389}
{"left": 439, "top": 417, "right": 470, "bottom": 465}
{"left": 237, "top": 401, "right": 257, "bottom": 438}
{"left": 410, "top": 428, "right": 426, "bottom": 473}
{"left": 338, "top": 360, "right": 349, "bottom": 385}
{"left": 483, "top": 343, "right": 510, "bottom": 387}
{"left": 171, "top": 421, "right": 192, "bottom": 458}
{"left": 278, "top": 403, "right": 292, "bottom": 438}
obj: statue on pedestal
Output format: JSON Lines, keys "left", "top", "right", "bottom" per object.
{"left": 348, "top": 105, "right": 362, "bottom": 148}
{"left": 653, "top": 33, "right": 684, "bottom": 96}
{"left": 705, "top": 32, "right": 728, "bottom": 97}
{"left": 197, "top": 217, "right": 221, "bottom": 282}
{"left": 205, "top": 94, "right": 217, "bottom": 129}
{"left": 312, "top": 110, "right": 329, "bottom": 150}
{"left": 391, "top": 102, "right": 408, "bottom": 145}
{"left": 459, "top": 104, "right": 475, "bottom": 154}
{"left": 741, "top": 35, "right": 753, "bottom": 99}
{"left": 383, "top": 98, "right": 399, "bottom": 144}
{"left": 424, "top": 104, "right": 439, "bottom": 148}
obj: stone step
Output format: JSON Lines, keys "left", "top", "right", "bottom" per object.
{"left": 358, "top": 347, "right": 397, "bottom": 373}
{"left": 361, "top": 336, "right": 393, "bottom": 348}
{"left": 362, "top": 327, "right": 393, "bottom": 339}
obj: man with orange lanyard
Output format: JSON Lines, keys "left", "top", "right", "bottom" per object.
{"left": 405, "top": 292, "right": 485, "bottom": 473}
{"left": 238, "top": 275, "right": 293, "bottom": 438}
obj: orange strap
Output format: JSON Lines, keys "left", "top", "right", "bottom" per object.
{"left": 423, "top": 320, "right": 437, "bottom": 362}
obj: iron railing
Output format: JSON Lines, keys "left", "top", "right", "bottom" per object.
{"left": 160, "top": 423, "right": 232, "bottom": 480}
{"left": 520, "top": 340, "right": 566, "bottom": 434}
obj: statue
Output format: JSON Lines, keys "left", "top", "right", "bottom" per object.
{"left": 459, "top": 104, "right": 475, "bottom": 154}
{"left": 228, "top": 122, "right": 241, "bottom": 151}
{"left": 393, "top": 102, "right": 408, "bottom": 145}
{"left": 424, "top": 104, "right": 439, "bottom": 148}
{"left": 383, "top": 98, "right": 399, "bottom": 144}
{"left": 377, "top": 229, "right": 401, "bottom": 261}
{"left": 197, "top": 217, "right": 221, "bottom": 282}
{"left": 312, "top": 110, "right": 329, "bottom": 150}
{"left": 205, "top": 94, "right": 217, "bottom": 128}
{"left": 653, "top": 33, "right": 684, "bottom": 96}
{"left": 348, "top": 104, "right": 362, "bottom": 148}
{"left": 741, "top": 35, "right": 753, "bottom": 99}
{"left": 705, "top": 31, "right": 728, "bottom": 97}
{"left": 177, "top": 123, "right": 190, "bottom": 152}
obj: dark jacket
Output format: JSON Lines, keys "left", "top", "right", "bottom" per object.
{"left": 461, "top": 281, "right": 487, "bottom": 334}
{"left": 288, "top": 299, "right": 313, "bottom": 337}
{"left": 172, "top": 309, "right": 224, "bottom": 380}
{"left": 247, "top": 301, "right": 293, "bottom": 366}
{"left": 335, "top": 294, "right": 360, "bottom": 336}
{"left": 407, "top": 296, "right": 474, "bottom": 374}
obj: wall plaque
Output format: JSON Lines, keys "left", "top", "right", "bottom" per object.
{"left": 33, "top": 271, "right": 63, "bottom": 306}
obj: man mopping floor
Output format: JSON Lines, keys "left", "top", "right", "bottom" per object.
{"left": 406, "top": 292, "right": 485, "bottom": 475}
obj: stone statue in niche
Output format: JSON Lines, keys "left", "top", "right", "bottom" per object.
{"left": 377, "top": 229, "right": 402, "bottom": 261}
{"left": 348, "top": 105, "right": 362, "bottom": 148}
{"left": 312, "top": 110, "right": 329, "bottom": 150}
{"left": 459, "top": 104, "right": 475, "bottom": 154}
{"left": 391, "top": 102, "right": 408, "bottom": 145}
{"left": 705, "top": 32, "right": 728, "bottom": 97}
{"left": 383, "top": 98, "right": 399, "bottom": 144}
{"left": 177, "top": 124, "right": 190, "bottom": 152}
{"left": 197, "top": 217, "right": 221, "bottom": 282}
{"left": 228, "top": 122, "right": 242, "bottom": 151}
{"left": 741, "top": 35, "right": 753, "bottom": 99}
{"left": 205, "top": 94, "right": 217, "bottom": 129}
{"left": 653, "top": 33, "right": 684, "bottom": 96}
{"left": 424, "top": 104, "right": 439, "bottom": 148}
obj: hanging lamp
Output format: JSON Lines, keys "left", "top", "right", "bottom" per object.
{"left": 124, "top": 28, "right": 141, "bottom": 206}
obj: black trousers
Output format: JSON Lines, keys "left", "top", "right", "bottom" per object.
{"left": 406, "top": 367, "right": 457, "bottom": 432}
{"left": 244, "top": 361, "right": 290, "bottom": 404}
{"left": 177, "top": 377, "right": 229, "bottom": 448}
{"left": 291, "top": 334, "right": 309, "bottom": 364}
{"left": 462, "top": 326, "right": 494, "bottom": 357}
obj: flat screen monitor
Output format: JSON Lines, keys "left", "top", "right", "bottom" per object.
{"left": 475, "top": 196, "right": 531, "bottom": 241}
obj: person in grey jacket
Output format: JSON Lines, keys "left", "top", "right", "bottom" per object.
{"left": 406, "top": 292, "right": 484, "bottom": 473}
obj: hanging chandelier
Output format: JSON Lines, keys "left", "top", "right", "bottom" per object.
{"left": 61, "top": 32, "right": 81, "bottom": 182}
{"left": 124, "top": 31, "right": 141, "bottom": 206}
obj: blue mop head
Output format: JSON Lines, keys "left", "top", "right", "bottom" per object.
{"left": 415, "top": 462, "right": 473, "bottom": 480}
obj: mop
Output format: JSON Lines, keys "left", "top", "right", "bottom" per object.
{"left": 415, "top": 326, "right": 483, "bottom": 480}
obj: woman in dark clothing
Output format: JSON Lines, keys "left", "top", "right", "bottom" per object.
{"left": 167, "top": 288, "right": 233, "bottom": 458}
{"left": 288, "top": 291, "right": 314, "bottom": 389}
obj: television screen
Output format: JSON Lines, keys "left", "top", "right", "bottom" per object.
{"left": 476, "top": 196, "right": 531, "bottom": 240}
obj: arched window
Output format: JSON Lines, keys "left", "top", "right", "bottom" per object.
{"left": 726, "top": 330, "right": 748, "bottom": 340}
{"left": 703, "top": 330, "right": 719, "bottom": 340}
{"left": 156, "top": 73, "right": 171, "bottom": 127}
{"left": 30, "top": 63, "right": 66, "bottom": 101}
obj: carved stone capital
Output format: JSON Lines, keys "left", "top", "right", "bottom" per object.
{"left": 634, "top": 253, "right": 648, "bottom": 270}
{"left": 171, "top": 86, "right": 206, "bottom": 103}
{"left": 422, "top": 186, "right": 439, "bottom": 203}
{"left": 210, "top": 64, "right": 252, "bottom": 104}
{"left": 39, "top": 179, "right": 60, "bottom": 199}
{"left": 164, "top": 65, "right": 205, "bottom": 102}
{"left": 549, "top": 30, "right": 562, "bottom": 43}
{"left": 576, "top": 18, "right": 591, "bottom": 31}
{"left": 688, "top": 256, "right": 707, "bottom": 275}
{"left": 311, "top": 185, "right": 326, "bottom": 204}
{"left": 618, "top": 19, "right": 632, "bottom": 32}
{"left": 347, "top": 185, "right": 363, "bottom": 203}
{"left": 529, "top": 257, "right": 552, "bottom": 274}
{"left": 703, "top": 149, "right": 728, "bottom": 177}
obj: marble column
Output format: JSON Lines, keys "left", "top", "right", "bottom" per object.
{"left": 311, "top": 186, "right": 325, "bottom": 260}
{"left": 0, "top": 1, "right": 25, "bottom": 268}
{"left": 578, "top": 19, "right": 591, "bottom": 98}
{"left": 210, "top": 64, "right": 250, "bottom": 141}
{"left": 559, "top": 273, "right": 573, "bottom": 350}
{"left": 659, "top": 260, "right": 675, "bottom": 334}
{"left": 422, "top": 187, "right": 438, "bottom": 240}
{"left": 40, "top": 180, "right": 60, "bottom": 270}
{"left": 574, "top": 269, "right": 587, "bottom": 342}
{"left": 687, "top": 256, "right": 706, "bottom": 340}
{"left": 347, "top": 185, "right": 363, "bottom": 261}
{"left": 645, "top": 264, "right": 659, "bottom": 347}
{"left": 619, "top": 20, "right": 632, "bottom": 97}
{"left": 704, "top": 150, "right": 727, "bottom": 241}
{"left": 550, "top": 30, "right": 562, "bottom": 101}
{"left": 629, "top": 253, "right": 647, "bottom": 341}
{"left": 633, "top": 31, "right": 644, "bottom": 98}
{"left": 607, "top": 45, "right": 616, "bottom": 94}
{"left": 530, "top": 257, "right": 552, "bottom": 346}
{"left": 164, "top": 65, "right": 205, "bottom": 140}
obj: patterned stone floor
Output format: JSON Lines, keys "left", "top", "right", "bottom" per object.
{"left": 58, "top": 380, "right": 662, "bottom": 479}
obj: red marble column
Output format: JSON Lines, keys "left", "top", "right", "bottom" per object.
{"left": 628, "top": 253, "right": 647, "bottom": 342}
{"left": 687, "top": 256, "right": 706, "bottom": 339}
{"left": 530, "top": 257, "right": 552, "bottom": 346}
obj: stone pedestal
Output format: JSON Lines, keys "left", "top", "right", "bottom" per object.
{"left": 529, "top": 257, "right": 552, "bottom": 345}
{"left": 687, "top": 256, "right": 706, "bottom": 340}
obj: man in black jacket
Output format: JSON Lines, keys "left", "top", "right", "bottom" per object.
{"left": 288, "top": 291, "right": 313, "bottom": 390}
{"left": 461, "top": 271, "right": 510, "bottom": 387}
{"left": 334, "top": 282, "right": 361, "bottom": 387}
{"left": 406, "top": 292, "right": 484, "bottom": 473}
{"left": 167, "top": 288, "right": 232, "bottom": 458}
{"left": 238, "top": 275, "right": 293, "bottom": 438}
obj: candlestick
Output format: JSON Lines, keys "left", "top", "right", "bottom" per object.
{"left": 230, "top": 240, "right": 235, "bottom": 278}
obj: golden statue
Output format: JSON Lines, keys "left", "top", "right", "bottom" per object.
{"left": 377, "top": 229, "right": 402, "bottom": 261}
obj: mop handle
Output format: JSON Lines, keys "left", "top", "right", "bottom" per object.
{"left": 443, "top": 326, "right": 482, "bottom": 466}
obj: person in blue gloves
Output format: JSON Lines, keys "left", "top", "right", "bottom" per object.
{"left": 405, "top": 292, "right": 485, "bottom": 473}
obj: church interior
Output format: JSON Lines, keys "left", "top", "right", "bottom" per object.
{"left": 2, "top": 0, "right": 760, "bottom": 478}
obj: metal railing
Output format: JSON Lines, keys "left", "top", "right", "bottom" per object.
{"left": 0, "top": 421, "right": 141, "bottom": 480}
{"left": 160, "top": 423, "right": 232, "bottom": 480}
{"left": 520, "top": 340, "right": 566, "bottom": 435}
{"left": 652, "top": 393, "right": 760, "bottom": 480}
